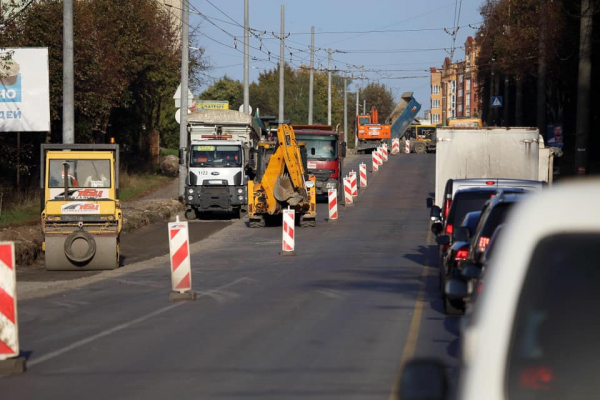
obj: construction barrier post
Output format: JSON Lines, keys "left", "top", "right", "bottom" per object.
{"left": 392, "top": 138, "right": 400, "bottom": 155}
{"left": 382, "top": 144, "right": 389, "bottom": 162}
{"left": 0, "top": 242, "right": 26, "bottom": 374}
{"left": 359, "top": 163, "right": 367, "bottom": 188}
{"left": 281, "top": 207, "right": 296, "bottom": 256}
{"left": 377, "top": 147, "right": 384, "bottom": 166}
{"left": 344, "top": 177, "right": 354, "bottom": 206}
{"left": 372, "top": 152, "right": 379, "bottom": 172}
{"left": 349, "top": 170, "right": 358, "bottom": 197}
{"left": 168, "top": 216, "right": 197, "bottom": 301}
{"left": 328, "top": 189, "right": 338, "bottom": 222}
{"left": 405, "top": 140, "right": 411, "bottom": 154}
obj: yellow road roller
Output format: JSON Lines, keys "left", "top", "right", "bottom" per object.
{"left": 41, "top": 144, "right": 122, "bottom": 270}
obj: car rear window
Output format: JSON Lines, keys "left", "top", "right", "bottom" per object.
{"left": 507, "top": 234, "right": 600, "bottom": 399}
{"left": 448, "top": 192, "right": 493, "bottom": 226}
{"left": 481, "top": 203, "right": 513, "bottom": 238}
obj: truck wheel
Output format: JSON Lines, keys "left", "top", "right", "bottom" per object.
{"left": 64, "top": 230, "right": 96, "bottom": 264}
{"left": 185, "top": 208, "right": 196, "bottom": 220}
{"left": 233, "top": 207, "right": 244, "bottom": 219}
{"left": 444, "top": 296, "right": 464, "bottom": 316}
{"left": 414, "top": 142, "right": 426, "bottom": 154}
{"left": 249, "top": 217, "right": 265, "bottom": 228}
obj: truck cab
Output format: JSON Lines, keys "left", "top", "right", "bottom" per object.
{"left": 292, "top": 125, "right": 346, "bottom": 196}
{"left": 185, "top": 138, "right": 247, "bottom": 218}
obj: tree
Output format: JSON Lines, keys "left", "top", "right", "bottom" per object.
{"left": 199, "top": 76, "right": 243, "bottom": 110}
{"left": 360, "top": 83, "right": 395, "bottom": 121}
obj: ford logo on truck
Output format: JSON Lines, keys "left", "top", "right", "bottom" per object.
{"left": 211, "top": 172, "right": 220, "bottom": 176}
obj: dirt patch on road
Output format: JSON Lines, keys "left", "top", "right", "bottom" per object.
{"left": 0, "top": 199, "right": 184, "bottom": 269}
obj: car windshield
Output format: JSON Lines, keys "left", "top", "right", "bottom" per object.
{"left": 481, "top": 203, "right": 513, "bottom": 238}
{"left": 296, "top": 135, "right": 338, "bottom": 160}
{"left": 190, "top": 145, "right": 242, "bottom": 167}
{"left": 449, "top": 192, "right": 494, "bottom": 226}
{"left": 507, "top": 234, "right": 600, "bottom": 399}
{"left": 48, "top": 159, "right": 111, "bottom": 188}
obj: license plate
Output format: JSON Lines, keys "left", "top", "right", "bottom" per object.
{"left": 326, "top": 182, "right": 336, "bottom": 188}
{"left": 307, "top": 162, "right": 317, "bottom": 169}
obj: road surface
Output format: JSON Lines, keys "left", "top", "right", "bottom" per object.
{"left": 4, "top": 153, "right": 459, "bottom": 399}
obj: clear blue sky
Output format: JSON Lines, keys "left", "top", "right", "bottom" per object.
{"left": 187, "top": 0, "right": 485, "bottom": 117}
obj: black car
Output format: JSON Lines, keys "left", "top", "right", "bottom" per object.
{"left": 440, "top": 211, "right": 482, "bottom": 315}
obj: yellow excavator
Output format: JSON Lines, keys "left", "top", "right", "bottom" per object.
{"left": 41, "top": 144, "right": 122, "bottom": 270}
{"left": 247, "top": 124, "right": 317, "bottom": 228}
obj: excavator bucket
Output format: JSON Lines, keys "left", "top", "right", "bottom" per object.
{"left": 274, "top": 173, "right": 304, "bottom": 206}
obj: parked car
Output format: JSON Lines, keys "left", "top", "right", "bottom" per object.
{"left": 400, "top": 178, "right": 600, "bottom": 400}
{"left": 439, "top": 211, "right": 481, "bottom": 315}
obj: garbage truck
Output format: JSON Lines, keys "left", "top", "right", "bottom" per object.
{"left": 40, "top": 144, "right": 122, "bottom": 270}
{"left": 184, "top": 109, "right": 265, "bottom": 219}
{"left": 247, "top": 124, "right": 317, "bottom": 228}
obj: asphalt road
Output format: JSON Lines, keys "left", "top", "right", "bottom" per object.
{"left": 3, "top": 152, "right": 460, "bottom": 399}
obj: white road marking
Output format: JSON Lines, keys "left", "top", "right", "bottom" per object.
{"left": 27, "top": 277, "right": 255, "bottom": 368}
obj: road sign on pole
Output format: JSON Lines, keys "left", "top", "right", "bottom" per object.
{"left": 491, "top": 96, "right": 503, "bottom": 108}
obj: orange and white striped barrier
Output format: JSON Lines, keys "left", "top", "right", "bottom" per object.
{"left": 405, "top": 140, "right": 411, "bottom": 154}
{"left": 359, "top": 163, "right": 367, "bottom": 188}
{"left": 344, "top": 177, "right": 354, "bottom": 206}
{"left": 328, "top": 189, "right": 338, "bottom": 221}
{"left": 349, "top": 170, "right": 358, "bottom": 197}
{"left": 382, "top": 144, "right": 389, "bottom": 162}
{"left": 372, "top": 152, "right": 379, "bottom": 172}
{"left": 392, "top": 138, "right": 400, "bottom": 155}
{"left": 168, "top": 216, "right": 196, "bottom": 301}
{"left": 0, "top": 242, "right": 25, "bottom": 373}
{"left": 281, "top": 207, "right": 295, "bottom": 255}
{"left": 377, "top": 147, "right": 384, "bottom": 165}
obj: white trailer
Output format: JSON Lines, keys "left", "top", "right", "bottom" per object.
{"left": 185, "top": 109, "right": 264, "bottom": 219}
{"left": 434, "top": 127, "right": 542, "bottom": 208}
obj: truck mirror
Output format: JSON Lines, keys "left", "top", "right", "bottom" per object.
{"left": 178, "top": 148, "right": 185, "bottom": 165}
{"left": 189, "top": 172, "right": 197, "bottom": 186}
{"left": 430, "top": 205, "right": 442, "bottom": 220}
{"left": 311, "top": 148, "right": 316, "bottom": 156}
{"left": 341, "top": 142, "right": 347, "bottom": 157}
{"left": 426, "top": 197, "right": 434, "bottom": 208}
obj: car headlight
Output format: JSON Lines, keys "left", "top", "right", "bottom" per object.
{"left": 188, "top": 189, "right": 194, "bottom": 194}
{"left": 187, "top": 195, "right": 193, "bottom": 200}
{"left": 237, "top": 188, "right": 243, "bottom": 194}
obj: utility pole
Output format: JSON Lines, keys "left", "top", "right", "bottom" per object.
{"left": 243, "top": 0, "right": 249, "bottom": 114}
{"left": 343, "top": 77, "right": 348, "bottom": 144}
{"left": 327, "top": 49, "right": 333, "bottom": 125}
{"left": 536, "top": 0, "right": 547, "bottom": 135}
{"left": 363, "top": 100, "right": 366, "bottom": 115}
{"left": 278, "top": 5, "right": 285, "bottom": 125}
{"left": 63, "top": 0, "right": 74, "bottom": 144}
{"left": 355, "top": 85, "right": 359, "bottom": 147}
{"left": 575, "top": 0, "right": 593, "bottom": 174}
{"left": 355, "top": 85, "right": 359, "bottom": 116}
{"left": 308, "top": 26, "right": 314, "bottom": 124}
{"left": 178, "top": 0, "right": 190, "bottom": 200}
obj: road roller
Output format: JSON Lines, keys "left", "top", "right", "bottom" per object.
{"left": 40, "top": 144, "right": 122, "bottom": 270}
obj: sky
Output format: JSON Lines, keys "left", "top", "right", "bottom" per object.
{"left": 184, "top": 0, "right": 485, "bottom": 117}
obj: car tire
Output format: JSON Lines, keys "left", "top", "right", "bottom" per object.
{"left": 414, "top": 142, "right": 426, "bottom": 154}
{"left": 444, "top": 296, "right": 464, "bottom": 316}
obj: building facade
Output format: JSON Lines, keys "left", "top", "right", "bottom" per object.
{"left": 430, "top": 36, "right": 480, "bottom": 125}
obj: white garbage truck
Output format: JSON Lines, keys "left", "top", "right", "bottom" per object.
{"left": 184, "top": 109, "right": 265, "bottom": 219}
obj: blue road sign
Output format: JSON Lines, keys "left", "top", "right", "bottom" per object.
{"left": 491, "top": 96, "right": 503, "bottom": 108}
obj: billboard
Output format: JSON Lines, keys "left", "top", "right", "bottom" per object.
{"left": 0, "top": 48, "right": 51, "bottom": 132}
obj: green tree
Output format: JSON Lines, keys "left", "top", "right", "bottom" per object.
{"left": 199, "top": 76, "right": 244, "bottom": 110}
{"left": 360, "top": 83, "right": 395, "bottom": 122}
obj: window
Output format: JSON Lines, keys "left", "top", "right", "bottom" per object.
{"left": 459, "top": 89, "right": 463, "bottom": 98}
{"left": 466, "top": 96, "right": 471, "bottom": 107}
{"left": 459, "top": 75, "right": 464, "bottom": 83}
{"left": 190, "top": 145, "right": 242, "bottom": 167}
{"left": 466, "top": 79, "right": 471, "bottom": 91}
{"left": 451, "top": 80, "right": 456, "bottom": 93}
{"left": 432, "top": 114, "right": 440, "bottom": 124}
{"left": 49, "top": 159, "right": 111, "bottom": 188}
{"left": 507, "top": 234, "right": 600, "bottom": 399}
{"left": 432, "top": 85, "right": 440, "bottom": 94}
{"left": 450, "top": 110, "right": 456, "bottom": 118}
{"left": 432, "top": 99, "right": 440, "bottom": 109}
{"left": 466, "top": 108, "right": 471, "bottom": 116}
{"left": 450, "top": 95, "right": 456, "bottom": 109}
{"left": 458, "top": 104, "right": 463, "bottom": 113}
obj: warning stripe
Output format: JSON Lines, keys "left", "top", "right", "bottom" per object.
{"left": 0, "top": 245, "right": 13, "bottom": 271}
{"left": 284, "top": 222, "right": 294, "bottom": 240}
{"left": 169, "top": 229, "right": 180, "bottom": 240}
{"left": 171, "top": 241, "right": 189, "bottom": 272}
{"left": 0, "top": 339, "right": 15, "bottom": 355}
{"left": 174, "top": 272, "right": 191, "bottom": 290}
{"left": 0, "top": 287, "right": 15, "bottom": 324}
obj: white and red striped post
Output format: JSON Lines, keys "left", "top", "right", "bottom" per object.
{"left": 328, "top": 188, "right": 338, "bottom": 222}
{"left": 281, "top": 207, "right": 296, "bottom": 256}
{"left": 0, "top": 242, "right": 25, "bottom": 373}
{"left": 349, "top": 170, "right": 358, "bottom": 197}
{"left": 382, "top": 144, "right": 389, "bottom": 162}
{"left": 359, "top": 163, "right": 367, "bottom": 188}
{"left": 392, "top": 138, "right": 400, "bottom": 155}
{"left": 344, "top": 177, "right": 354, "bottom": 206}
{"left": 372, "top": 152, "right": 379, "bottom": 172}
{"left": 168, "top": 216, "right": 196, "bottom": 301}
{"left": 377, "top": 147, "right": 384, "bottom": 166}
{"left": 405, "top": 140, "right": 411, "bottom": 154}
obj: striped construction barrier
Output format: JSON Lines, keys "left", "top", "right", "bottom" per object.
{"left": 0, "top": 242, "right": 26, "bottom": 373}
{"left": 359, "top": 163, "right": 367, "bottom": 188}
{"left": 349, "top": 170, "right": 358, "bottom": 197}
{"left": 382, "top": 144, "right": 389, "bottom": 162}
{"left": 328, "top": 188, "right": 338, "bottom": 221}
{"left": 392, "top": 138, "right": 400, "bottom": 155}
{"left": 405, "top": 140, "right": 411, "bottom": 154}
{"left": 377, "top": 147, "right": 384, "bottom": 165}
{"left": 372, "top": 152, "right": 379, "bottom": 172}
{"left": 281, "top": 208, "right": 295, "bottom": 255}
{"left": 373, "top": 149, "right": 382, "bottom": 169}
{"left": 168, "top": 217, "right": 196, "bottom": 301}
{"left": 344, "top": 177, "right": 354, "bottom": 206}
